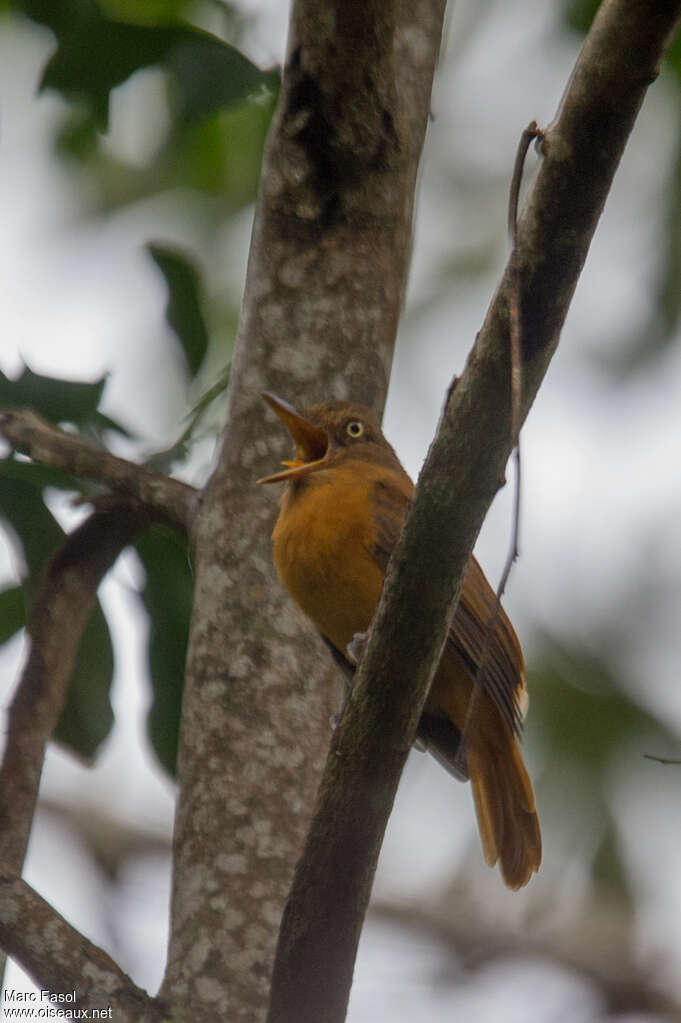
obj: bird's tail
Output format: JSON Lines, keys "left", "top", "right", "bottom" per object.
{"left": 468, "top": 731, "right": 541, "bottom": 890}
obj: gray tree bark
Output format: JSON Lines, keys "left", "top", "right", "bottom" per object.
{"left": 159, "top": 3, "right": 447, "bottom": 1020}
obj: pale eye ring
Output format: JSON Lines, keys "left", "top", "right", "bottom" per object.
{"left": 346, "top": 420, "right": 364, "bottom": 439}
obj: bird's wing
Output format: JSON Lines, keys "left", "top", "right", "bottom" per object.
{"left": 370, "top": 474, "right": 525, "bottom": 738}
{"left": 449, "top": 557, "right": 526, "bottom": 736}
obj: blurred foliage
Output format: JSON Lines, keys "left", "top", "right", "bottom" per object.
{"left": 135, "top": 526, "right": 193, "bottom": 776}
{"left": 0, "top": 586, "right": 24, "bottom": 645}
{"left": 0, "top": 0, "right": 271, "bottom": 772}
{"left": 8, "top": 0, "right": 278, "bottom": 130}
{"left": 0, "top": 457, "right": 114, "bottom": 758}
{"left": 148, "top": 243, "right": 209, "bottom": 377}
{"left": 0, "top": 365, "right": 129, "bottom": 441}
{"left": 565, "top": 0, "right": 681, "bottom": 373}
{"left": 528, "top": 632, "right": 679, "bottom": 900}
{"left": 529, "top": 635, "right": 674, "bottom": 771}
{"left": 146, "top": 363, "right": 232, "bottom": 472}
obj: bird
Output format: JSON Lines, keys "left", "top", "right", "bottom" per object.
{"left": 259, "top": 392, "right": 541, "bottom": 889}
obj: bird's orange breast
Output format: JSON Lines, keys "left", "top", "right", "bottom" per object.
{"left": 272, "top": 462, "right": 386, "bottom": 654}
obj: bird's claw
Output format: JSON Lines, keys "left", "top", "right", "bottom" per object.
{"left": 346, "top": 630, "right": 368, "bottom": 665}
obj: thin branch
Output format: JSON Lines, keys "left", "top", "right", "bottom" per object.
{"left": 643, "top": 753, "right": 681, "bottom": 765}
{"left": 507, "top": 120, "right": 542, "bottom": 248}
{"left": 0, "top": 504, "right": 151, "bottom": 874}
{"left": 267, "top": 3, "right": 681, "bottom": 1021}
{"left": 0, "top": 504, "right": 154, "bottom": 989}
{"left": 0, "top": 875, "right": 166, "bottom": 1023}
{"left": 455, "top": 119, "right": 537, "bottom": 772}
{"left": 0, "top": 408, "right": 197, "bottom": 532}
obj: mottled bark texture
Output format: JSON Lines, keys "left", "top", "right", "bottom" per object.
{"left": 159, "top": 2, "right": 447, "bottom": 1021}
{"left": 267, "top": 3, "right": 681, "bottom": 1022}
{"left": 0, "top": 877, "right": 166, "bottom": 1023}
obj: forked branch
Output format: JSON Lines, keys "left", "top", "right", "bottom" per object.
{"left": 0, "top": 409, "right": 197, "bottom": 531}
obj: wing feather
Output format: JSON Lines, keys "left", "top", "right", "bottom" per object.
{"left": 370, "top": 475, "right": 525, "bottom": 736}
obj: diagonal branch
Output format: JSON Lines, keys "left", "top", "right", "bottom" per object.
{"left": 0, "top": 503, "right": 156, "bottom": 990}
{"left": 267, "top": 3, "right": 681, "bottom": 1021}
{"left": 0, "top": 503, "right": 152, "bottom": 873}
{"left": 0, "top": 409, "right": 197, "bottom": 532}
{"left": 0, "top": 875, "right": 166, "bottom": 1023}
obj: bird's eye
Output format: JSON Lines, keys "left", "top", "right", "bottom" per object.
{"left": 346, "top": 420, "right": 364, "bottom": 439}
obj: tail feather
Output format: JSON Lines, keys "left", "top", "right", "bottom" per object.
{"left": 468, "top": 737, "right": 541, "bottom": 890}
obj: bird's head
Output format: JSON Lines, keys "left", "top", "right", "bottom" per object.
{"left": 258, "top": 392, "right": 396, "bottom": 485}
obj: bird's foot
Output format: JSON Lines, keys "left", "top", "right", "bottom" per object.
{"left": 346, "top": 630, "right": 368, "bottom": 665}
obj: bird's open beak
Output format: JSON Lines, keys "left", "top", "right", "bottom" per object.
{"left": 258, "top": 392, "right": 329, "bottom": 484}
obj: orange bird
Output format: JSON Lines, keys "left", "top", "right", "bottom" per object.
{"left": 259, "top": 393, "right": 541, "bottom": 889}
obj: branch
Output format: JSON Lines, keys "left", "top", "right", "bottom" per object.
{"left": 0, "top": 505, "right": 153, "bottom": 988}
{"left": 160, "top": 0, "right": 448, "bottom": 1018}
{"left": 0, "top": 408, "right": 197, "bottom": 532}
{"left": 643, "top": 753, "right": 681, "bottom": 765}
{"left": 0, "top": 504, "right": 152, "bottom": 873}
{"left": 267, "top": 3, "right": 681, "bottom": 1021}
{"left": 0, "top": 876, "right": 166, "bottom": 1023}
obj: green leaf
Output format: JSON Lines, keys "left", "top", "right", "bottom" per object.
{"left": 0, "top": 465, "right": 115, "bottom": 760}
{"left": 0, "top": 586, "right": 26, "bottom": 646}
{"left": 96, "top": 0, "right": 200, "bottom": 25}
{"left": 136, "top": 526, "right": 193, "bottom": 775}
{"left": 52, "top": 601, "right": 114, "bottom": 760}
{"left": 0, "top": 365, "right": 130, "bottom": 438}
{"left": 29, "top": 0, "right": 279, "bottom": 131}
{"left": 165, "top": 33, "right": 279, "bottom": 126}
{"left": 0, "top": 365, "right": 105, "bottom": 426}
{"left": 148, "top": 243, "right": 209, "bottom": 377}
{"left": 0, "top": 456, "right": 87, "bottom": 494}
{"left": 0, "top": 468, "right": 67, "bottom": 590}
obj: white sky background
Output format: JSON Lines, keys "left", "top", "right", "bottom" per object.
{"left": 2, "top": 1, "right": 681, "bottom": 1019}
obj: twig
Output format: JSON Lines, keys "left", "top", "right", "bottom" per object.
{"left": 454, "top": 119, "right": 536, "bottom": 771}
{"left": 643, "top": 753, "right": 681, "bottom": 765}
{"left": 0, "top": 875, "right": 166, "bottom": 1022}
{"left": 508, "top": 120, "right": 543, "bottom": 247}
{"left": 0, "top": 408, "right": 197, "bottom": 532}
